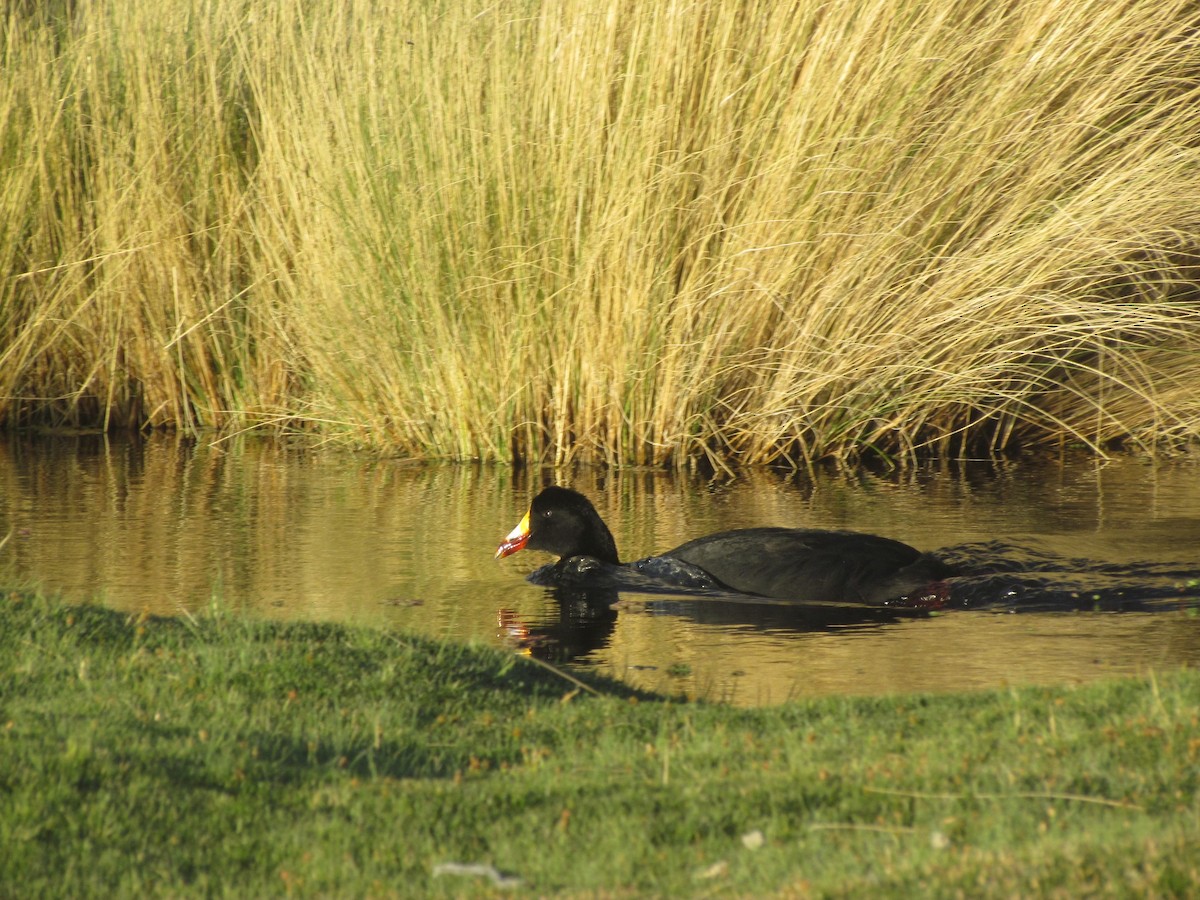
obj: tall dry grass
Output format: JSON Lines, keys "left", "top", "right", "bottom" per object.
{"left": 2, "top": 0, "right": 1199, "bottom": 465}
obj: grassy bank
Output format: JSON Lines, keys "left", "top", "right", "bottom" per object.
{"left": 3, "top": 1, "right": 1200, "bottom": 467}
{"left": 2, "top": 592, "right": 1198, "bottom": 896}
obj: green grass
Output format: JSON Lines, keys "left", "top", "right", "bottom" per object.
{"left": 2, "top": 591, "right": 1198, "bottom": 896}
{"left": 3, "top": 0, "right": 1200, "bottom": 465}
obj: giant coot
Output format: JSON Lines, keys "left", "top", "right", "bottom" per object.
{"left": 496, "top": 486, "right": 953, "bottom": 605}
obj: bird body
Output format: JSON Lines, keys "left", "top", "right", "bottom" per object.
{"left": 497, "top": 486, "right": 952, "bottom": 605}
{"left": 663, "top": 527, "right": 945, "bottom": 604}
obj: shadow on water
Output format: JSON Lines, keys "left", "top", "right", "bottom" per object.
{"left": 2, "top": 433, "right": 1199, "bottom": 703}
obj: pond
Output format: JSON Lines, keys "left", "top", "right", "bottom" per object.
{"left": 2, "top": 434, "right": 1198, "bottom": 705}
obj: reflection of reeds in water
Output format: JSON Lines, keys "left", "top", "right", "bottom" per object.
{"left": 2, "top": 438, "right": 1199, "bottom": 703}
{"left": 2, "top": 439, "right": 1197, "bottom": 622}
{"left": 0, "top": 436, "right": 533, "bottom": 622}
{"left": 4, "top": 0, "right": 1200, "bottom": 465}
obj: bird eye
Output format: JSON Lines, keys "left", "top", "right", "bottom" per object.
{"left": 542, "top": 510, "right": 553, "bottom": 519}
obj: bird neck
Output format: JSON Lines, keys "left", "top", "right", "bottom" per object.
{"left": 582, "top": 514, "right": 620, "bottom": 565}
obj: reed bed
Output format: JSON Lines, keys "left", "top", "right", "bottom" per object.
{"left": 3, "top": 0, "right": 1199, "bottom": 465}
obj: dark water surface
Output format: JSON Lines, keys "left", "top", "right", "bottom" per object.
{"left": 2, "top": 435, "right": 1198, "bottom": 705}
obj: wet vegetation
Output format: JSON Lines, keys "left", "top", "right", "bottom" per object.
{"left": 2, "top": 593, "right": 1198, "bottom": 896}
{"left": 3, "top": 0, "right": 1200, "bottom": 466}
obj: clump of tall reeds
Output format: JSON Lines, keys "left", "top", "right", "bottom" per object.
{"left": 2, "top": 0, "right": 1199, "bottom": 465}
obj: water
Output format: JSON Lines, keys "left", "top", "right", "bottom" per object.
{"left": 2, "top": 434, "right": 1198, "bottom": 705}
